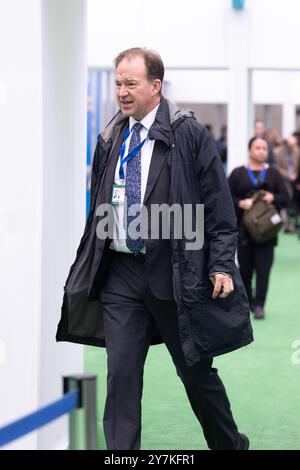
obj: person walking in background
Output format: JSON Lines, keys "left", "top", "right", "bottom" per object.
{"left": 56, "top": 47, "right": 253, "bottom": 450}
{"left": 266, "top": 128, "right": 281, "bottom": 153}
{"left": 254, "top": 119, "right": 266, "bottom": 139}
{"left": 273, "top": 135, "right": 300, "bottom": 233}
{"left": 291, "top": 131, "right": 300, "bottom": 231}
{"left": 254, "top": 119, "right": 275, "bottom": 167}
{"left": 228, "top": 137, "right": 288, "bottom": 319}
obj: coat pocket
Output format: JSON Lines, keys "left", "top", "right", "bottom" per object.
{"left": 181, "top": 263, "right": 250, "bottom": 353}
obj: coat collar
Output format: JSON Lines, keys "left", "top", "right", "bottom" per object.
{"left": 100, "top": 96, "right": 194, "bottom": 148}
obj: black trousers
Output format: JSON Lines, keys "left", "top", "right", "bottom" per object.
{"left": 237, "top": 237, "right": 274, "bottom": 308}
{"left": 100, "top": 251, "right": 243, "bottom": 450}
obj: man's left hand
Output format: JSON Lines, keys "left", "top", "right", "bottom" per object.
{"left": 209, "top": 274, "right": 234, "bottom": 299}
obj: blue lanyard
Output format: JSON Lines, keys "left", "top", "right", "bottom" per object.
{"left": 119, "top": 127, "right": 147, "bottom": 181}
{"left": 246, "top": 165, "right": 267, "bottom": 188}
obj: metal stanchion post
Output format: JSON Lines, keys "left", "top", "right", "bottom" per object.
{"left": 63, "top": 374, "right": 98, "bottom": 450}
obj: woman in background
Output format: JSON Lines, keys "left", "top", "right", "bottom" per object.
{"left": 273, "top": 135, "right": 299, "bottom": 232}
{"left": 228, "top": 137, "right": 288, "bottom": 319}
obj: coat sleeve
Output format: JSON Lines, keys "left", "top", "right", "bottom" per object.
{"left": 271, "top": 168, "right": 289, "bottom": 210}
{"left": 228, "top": 169, "right": 242, "bottom": 213}
{"left": 195, "top": 126, "right": 238, "bottom": 277}
{"left": 273, "top": 147, "right": 290, "bottom": 181}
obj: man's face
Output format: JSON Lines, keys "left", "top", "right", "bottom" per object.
{"left": 254, "top": 121, "right": 265, "bottom": 137}
{"left": 115, "top": 55, "right": 161, "bottom": 121}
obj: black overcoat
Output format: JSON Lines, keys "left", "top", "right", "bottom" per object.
{"left": 56, "top": 97, "right": 253, "bottom": 366}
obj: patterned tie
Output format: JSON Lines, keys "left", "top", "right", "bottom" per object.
{"left": 125, "top": 122, "right": 144, "bottom": 255}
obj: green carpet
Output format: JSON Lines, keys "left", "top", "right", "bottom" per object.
{"left": 84, "top": 233, "right": 300, "bottom": 450}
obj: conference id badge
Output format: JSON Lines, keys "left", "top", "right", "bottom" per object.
{"left": 111, "top": 183, "right": 125, "bottom": 205}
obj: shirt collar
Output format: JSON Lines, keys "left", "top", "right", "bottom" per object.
{"left": 129, "top": 103, "right": 160, "bottom": 132}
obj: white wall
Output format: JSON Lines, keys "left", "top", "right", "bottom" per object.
{"left": 249, "top": 0, "right": 300, "bottom": 69}
{"left": 0, "top": 0, "right": 43, "bottom": 450}
{"left": 88, "top": 0, "right": 300, "bottom": 70}
{"left": 253, "top": 72, "right": 300, "bottom": 105}
{"left": 0, "top": 0, "right": 86, "bottom": 450}
{"left": 165, "top": 70, "right": 229, "bottom": 104}
{"left": 154, "top": 69, "right": 300, "bottom": 107}
{"left": 88, "top": 0, "right": 227, "bottom": 68}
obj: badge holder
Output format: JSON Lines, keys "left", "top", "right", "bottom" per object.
{"left": 111, "top": 181, "right": 126, "bottom": 206}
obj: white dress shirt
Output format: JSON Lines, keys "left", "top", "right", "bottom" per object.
{"left": 110, "top": 103, "right": 160, "bottom": 253}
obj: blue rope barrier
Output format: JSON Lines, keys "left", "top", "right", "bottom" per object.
{"left": 0, "top": 390, "right": 79, "bottom": 447}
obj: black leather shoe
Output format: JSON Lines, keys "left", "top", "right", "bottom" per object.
{"left": 239, "top": 433, "right": 249, "bottom": 450}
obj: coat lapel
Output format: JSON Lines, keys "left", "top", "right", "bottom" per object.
{"left": 142, "top": 98, "right": 172, "bottom": 205}
{"left": 143, "top": 140, "right": 168, "bottom": 205}
{"left": 104, "top": 121, "right": 128, "bottom": 202}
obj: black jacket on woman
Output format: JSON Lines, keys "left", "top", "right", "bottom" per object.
{"left": 228, "top": 166, "right": 288, "bottom": 245}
